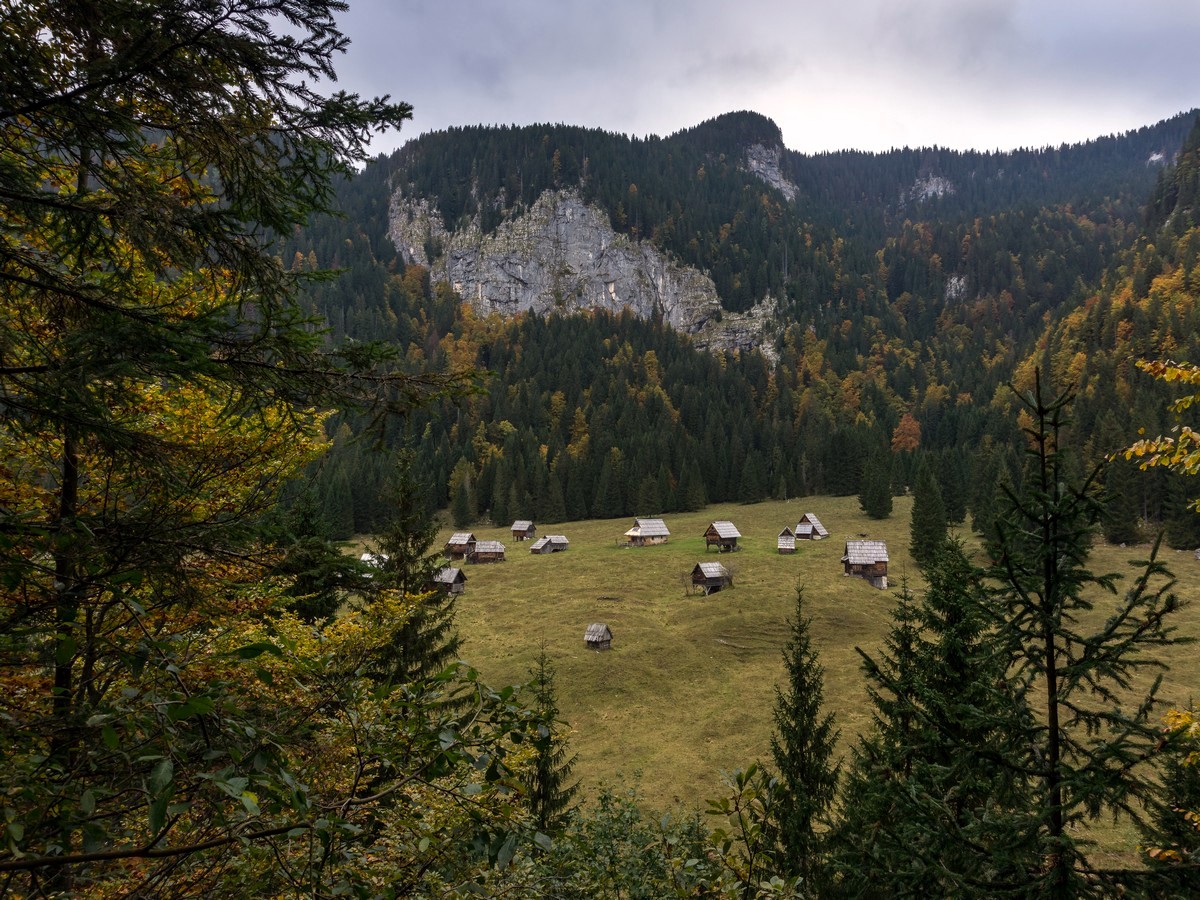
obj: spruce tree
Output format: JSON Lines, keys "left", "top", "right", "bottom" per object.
{"left": 909, "top": 457, "right": 948, "bottom": 568}
{"left": 1164, "top": 473, "right": 1200, "bottom": 549}
{"left": 369, "top": 450, "right": 462, "bottom": 684}
{"left": 1101, "top": 455, "right": 1142, "bottom": 544}
{"left": 986, "top": 377, "right": 1183, "bottom": 896}
{"left": 275, "top": 488, "right": 369, "bottom": 622}
{"left": 858, "top": 447, "right": 893, "bottom": 519}
{"left": 524, "top": 647, "right": 579, "bottom": 835}
{"left": 769, "top": 585, "right": 840, "bottom": 888}
{"left": 452, "top": 479, "right": 473, "bottom": 528}
{"left": 830, "top": 546, "right": 1037, "bottom": 896}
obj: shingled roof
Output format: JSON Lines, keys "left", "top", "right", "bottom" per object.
{"left": 707, "top": 521, "right": 741, "bottom": 539}
{"left": 473, "top": 540, "right": 506, "bottom": 554}
{"left": 627, "top": 517, "right": 670, "bottom": 537}
{"left": 842, "top": 540, "right": 888, "bottom": 565}
{"left": 585, "top": 623, "right": 612, "bottom": 642}
{"left": 798, "top": 513, "right": 829, "bottom": 537}
{"left": 695, "top": 561, "right": 730, "bottom": 579}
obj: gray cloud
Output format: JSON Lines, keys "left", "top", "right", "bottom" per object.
{"left": 332, "top": 0, "right": 1200, "bottom": 156}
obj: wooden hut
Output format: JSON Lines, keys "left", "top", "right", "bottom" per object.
{"left": 511, "top": 520, "right": 536, "bottom": 541}
{"left": 468, "top": 540, "right": 506, "bottom": 564}
{"left": 584, "top": 623, "right": 613, "bottom": 651}
{"left": 359, "top": 552, "right": 387, "bottom": 568}
{"left": 444, "top": 532, "right": 477, "bottom": 560}
{"left": 531, "top": 534, "right": 569, "bottom": 554}
{"left": 703, "top": 520, "right": 742, "bottom": 552}
{"left": 624, "top": 517, "right": 670, "bottom": 546}
{"left": 427, "top": 566, "right": 467, "bottom": 595}
{"left": 842, "top": 540, "right": 888, "bottom": 589}
{"left": 796, "top": 513, "right": 829, "bottom": 540}
{"left": 777, "top": 527, "right": 796, "bottom": 554}
{"left": 692, "top": 561, "right": 733, "bottom": 595}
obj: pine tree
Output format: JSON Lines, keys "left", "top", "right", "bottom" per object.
{"left": 769, "top": 585, "right": 839, "bottom": 888}
{"left": 525, "top": 647, "right": 579, "bottom": 835}
{"left": 909, "top": 457, "right": 948, "bottom": 568}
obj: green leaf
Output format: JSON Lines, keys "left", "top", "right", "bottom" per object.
{"left": 495, "top": 832, "right": 517, "bottom": 867}
{"left": 166, "top": 695, "right": 215, "bottom": 721}
{"left": 55, "top": 634, "right": 76, "bottom": 666}
{"left": 148, "top": 794, "right": 169, "bottom": 836}
{"left": 149, "top": 759, "right": 173, "bottom": 796}
{"left": 239, "top": 791, "right": 260, "bottom": 816}
{"left": 228, "top": 641, "right": 282, "bottom": 660}
{"left": 79, "top": 789, "right": 96, "bottom": 815}
{"left": 102, "top": 725, "right": 119, "bottom": 750}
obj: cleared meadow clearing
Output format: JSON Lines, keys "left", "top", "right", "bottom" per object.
{"left": 427, "top": 494, "right": 1200, "bottom": 829}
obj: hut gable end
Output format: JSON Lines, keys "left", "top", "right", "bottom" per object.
{"left": 585, "top": 623, "right": 613, "bottom": 650}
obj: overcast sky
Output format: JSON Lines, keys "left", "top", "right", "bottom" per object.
{"left": 332, "top": 1, "right": 1200, "bottom": 157}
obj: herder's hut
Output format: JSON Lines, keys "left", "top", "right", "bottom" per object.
{"left": 468, "top": 540, "right": 506, "bottom": 564}
{"left": 692, "top": 561, "right": 733, "bottom": 595}
{"left": 444, "top": 532, "right": 476, "bottom": 560}
{"left": 624, "top": 517, "right": 670, "bottom": 546}
{"left": 359, "top": 552, "right": 387, "bottom": 568}
{"left": 704, "top": 520, "right": 742, "bottom": 552}
{"left": 842, "top": 540, "right": 888, "bottom": 589}
{"left": 584, "top": 623, "right": 613, "bottom": 651}
{"left": 796, "top": 513, "right": 829, "bottom": 541}
{"left": 427, "top": 566, "right": 467, "bottom": 595}
{"left": 511, "top": 520, "right": 536, "bottom": 541}
{"left": 777, "top": 527, "right": 796, "bottom": 554}
{"left": 530, "top": 535, "right": 569, "bottom": 554}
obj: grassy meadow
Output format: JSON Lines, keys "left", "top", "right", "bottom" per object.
{"left": 406, "top": 494, "right": 1200, "bottom": 826}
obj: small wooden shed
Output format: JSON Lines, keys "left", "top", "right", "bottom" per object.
{"left": 530, "top": 534, "right": 569, "bottom": 554}
{"left": 777, "top": 527, "right": 796, "bottom": 554}
{"left": 468, "top": 540, "right": 506, "bottom": 564}
{"left": 584, "top": 623, "right": 613, "bottom": 651}
{"left": 444, "top": 532, "right": 477, "bottom": 560}
{"left": 427, "top": 566, "right": 467, "bottom": 595}
{"left": 704, "top": 520, "right": 742, "bottom": 552}
{"left": 511, "top": 520, "right": 536, "bottom": 541}
{"left": 842, "top": 540, "right": 888, "bottom": 589}
{"left": 692, "top": 561, "right": 733, "bottom": 595}
{"left": 796, "top": 513, "right": 829, "bottom": 540}
{"left": 624, "top": 517, "right": 670, "bottom": 546}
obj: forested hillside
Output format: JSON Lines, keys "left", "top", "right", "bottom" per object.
{"left": 283, "top": 109, "right": 1200, "bottom": 545}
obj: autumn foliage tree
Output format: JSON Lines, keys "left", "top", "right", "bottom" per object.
{"left": 0, "top": 2, "right": 515, "bottom": 895}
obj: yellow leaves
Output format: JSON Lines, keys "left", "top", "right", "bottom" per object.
{"left": 1124, "top": 360, "right": 1200, "bottom": 507}
{"left": 1143, "top": 708, "right": 1200, "bottom": 864}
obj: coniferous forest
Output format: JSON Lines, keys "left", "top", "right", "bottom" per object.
{"left": 4, "top": 1, "right": 1200, "bottom": 895}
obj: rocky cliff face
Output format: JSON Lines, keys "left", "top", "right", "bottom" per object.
{"left": 389, "top": 187, "right": 777, "bottom": 355}
{"left": 743, "top": 143, "right": 797, "bottom": 201}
